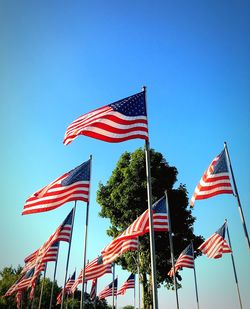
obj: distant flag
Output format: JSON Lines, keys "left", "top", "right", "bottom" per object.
{"left": 168, "top": 244, "right": 194, "bottom": 277}
{"left": 70, "top": 256, "right": 112, "bottom": 293}
{"left": 190, "top": 149, "right": 233, "bottom": 207}
{"left": 25, "top": 210, "right": 73, "bottom": 270}
{"left": 198, "top": 222, "right": 232, "bottom": 258}
{"left": 117, "top": 274, "right": 135, "bottom": 296}
{"left": 16, "top": 291, "right": 22, "bottom": 309}
{"left": 65, "top": 271, "right": 76, "bottom": 295}
{"left": 22, "top": 159, "right": 91, "bottom": 215}
{"left": 90, "top": 278, "right": 97, "bottom": 300}
{"left": 56, "top": 272, "right": 76, "bottom": 305}
{"left": 98, "top": 278, "right": 118, "bottom": 300}
{"left": 63, "top": 91, "right": 148, "bottom": 145}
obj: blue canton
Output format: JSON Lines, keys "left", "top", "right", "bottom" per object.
{"left": 216, "top": 222, "right": 226, "bottom": 238}
{"left": 183, "top": 244, "right": 193, "bottom": 256}
{"left": 62, "top": 160, "right": 91, "bottom": 186}
{"left": 152, "top": 196, "right": 167, "bottom": 213}
{"left": 62, "top": 209, "right": 74, "bottom": 226}
{"left": 109, "top": 92, "right": 146, "bottom": 116}
{"left": 213, "top": 150, "right": 229, "bottom": 174}
{"left": 97, "top": 255, "right": 104, "bottom": 265}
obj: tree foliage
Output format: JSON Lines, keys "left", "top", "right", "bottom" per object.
{"left": 0, "top": 265, "right": 109, "bottom": 308}
{"left": 97, "top": 148, "right": 204, "bottom": 307}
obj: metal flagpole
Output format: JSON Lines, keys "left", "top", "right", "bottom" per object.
{"left": 94, "top": 279, "right": 97, "bottom": 309}
{"left": 134, "top": 274, "right": 136, "bottom": 309}
{"left": 61, "top": 203, "right": 77, "bottom": 309}
{"left": 224, "top": 142, "right": 250, "bottom": 251}
{"left": 225, "top": 220, "right": 243, "bottom": 309}
{"left": 191, "top": 242, "right": 200, "bottom": 309}
{"left": 115, "top": 276, "right": 118, "bottom": 309}
{"left": 72, "top": 291, "right": 75, "bottom": 309}
{"left": 137, "top": 241, "right": 141, "bottom": 309}
{"left": 49, "top": 242, "right": 60, "bottom": 309}
{"left": 38, "top": 263, "right": 47, "bottom": 309}
{"left": 80, "top": 155, "right": 92, "bottom": 309}
{"left": 143, "top": 86, "right": 158, "bottom": 309}
{"left": 165, "top": 190, "right": 180, "bottom": 309}
{"left": 112, "top": 263, "right": 115, "bottom": 309}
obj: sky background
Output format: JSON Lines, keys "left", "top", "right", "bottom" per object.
{"left": 0, "top": 0, "right": 249, "bottom": 308}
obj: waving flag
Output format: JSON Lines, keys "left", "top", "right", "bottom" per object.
{"left": 26, "top": 210, "right": 73, "bottom": 268}
{"left": 101, "top": 196, "right": 168, "bottom": 264}
{"left": 71, "top": 256, "right": 112, "bottom": 293}
{"left": 198, "top": 222, "right": 231, "bottom": 258}
{"left": 98, "top": 278, "right": 118, "bottom": 300}
{"left": 117, "top": 274, "right": 135, "bottom": 296}
{"left": 22, "top": 159, "right": 91, "bottom": 215}
{"left": 63, "top": 91, "right": 148, "bottom": 145}
{"left": 90, "top": 278, "right": 97, "bottom": 300}
{"left": 16, "top": 291, "right": 22, "bottom": 309}
{"left": 168, "top": 244, "right": 194, "bottom": 277}
{"left": 190, "top": 149, "right": 233, "bottom": 207}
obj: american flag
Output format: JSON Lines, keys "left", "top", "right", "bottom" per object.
{"left": 101, "top": 196, "right": 168, "bottom": 264}
{"left": 23, "top": 242, "right": 59, "bottom": 273}
{"left": 70, "top": 256, "right": 112, "bottom": 293}
{"left": 102, "top": 237, "right": 139, "bottom": 265}
{"left": 63, "top": 91, "right": 148, "bottom": 145}
{"left": 190, "top": 149, "right": 233, "bottom": 207}
{"left": 22, "top": 159, "right": 91, "bottom": 214}
{"left": 16, "top": 291, "right": 22, "bottom": 309}
{"left": 56, "top": 271, "right": 76, "bottom": 305}
{"left": 198, "top": 222, "right": 232, "bottom": 258}
{"left": 98, "top": 278, "right": 118, "bottom": 300}
{"left": 168, "top": 244, "right": 194, "bottom": 277}
{"left": 25, "top": 209, "right": 73, "bottom": 272}
{"left": 117, "top": 274, "right": 135, "bottom": 296}
{"left": 65, "top": 271, "right": 76, "bottom": 295}
{"left": 90, "top": 278, "right": 97, "bottom": 300}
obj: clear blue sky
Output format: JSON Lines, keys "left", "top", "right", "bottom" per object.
{"left": 0, "top": 1, "right": 249, "bottom": 308}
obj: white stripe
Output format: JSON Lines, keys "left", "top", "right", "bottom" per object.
{"left": 194, "top": 185, "right": 233, "bottom": 197}
{"left": 23, "top": 193, "right": 88, "bottom": 212}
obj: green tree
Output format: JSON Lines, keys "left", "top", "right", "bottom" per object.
{"left": 97, "top": 148, "right": 204, "bottom": 309}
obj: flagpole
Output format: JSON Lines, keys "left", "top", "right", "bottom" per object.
{"left": 134, "top": 274, "right": 136, "bottom": 309}
{"left": 137, "top": 248, "right": 141, "bottom": 309}
{"left": 112, "top": 263, "right": 115, "bottom": 309}
{"left": 165, "top": 190, "right": 180, "bottom": 309}
{"left": 224, "top": 142, "right": 250, "bottom": 251}
{"left": 115, "top": 275, "right": 118, "bottom": 309}
{"left": 49, "top": 242, "right": 60, "bottom": 309}
{"left": 191, "top": 242, "right": 200, "bottom": 309}
{"left": 143, "top": 86, "right": 158, "bottom": 309}
{"left": 225, "top": 220, "right": 243, "bottom": 309}
{"left": 94, "top": 279, "right": 97, "bottom": 309}
{"left": 80, "top": 155, "right": 92, "bottom": 309}
{"left": 61, "top": 202, "right": 77, "bottom": 309}
{"left": 38, "top": 263, "right": 47, "bottom": 309}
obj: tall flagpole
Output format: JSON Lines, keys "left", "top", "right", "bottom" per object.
{"left": 137, "top": 248, "right": 141, "bottom": 309}
{"left": 61, "top": 203, "right": 77, "bottom": 309}
{"left": 134, "top": 274, "right": 136, "bottom": 309}
{"left": 165, "top": 190, "right": 180, "bottom": 309}
{"left": 224, "top": 142, "right": 250, "bottom": 250}
{"left": 112, "top": 263, "right": 115, "bottom": 309}
{"left": 49, "top": 242, "right": 60, "bottom": 309}
{"left": 191, "top": 242, "right": 200, "bottom": 309}
{"left": 225, "top": 220, "right": 243, "bottom": 309}
{"left": 80, "top": 155, "right": 92, "bottom": 309}
{"left": 143, "top": 86, "right": 158, "bottom": 309}
{"left": 38, "top": 263, "right": 47, "bottom": 309}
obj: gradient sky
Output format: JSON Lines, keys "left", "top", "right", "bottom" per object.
{"left": 0, "top": 1, "right": 249, "bottom": 308}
